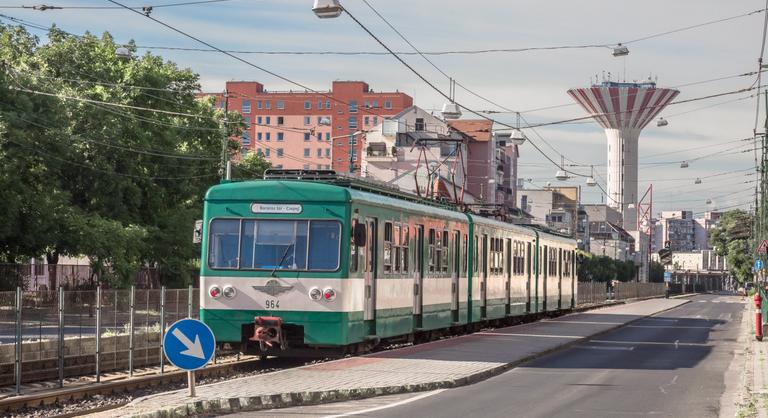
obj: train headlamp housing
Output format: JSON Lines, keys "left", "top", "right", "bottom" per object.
{"left": 209, "top": 285, "right": 222, "bottom": 299}
{"left": 223, "top": 285, "right": 237, "bottom": 299}
{"left": 323, "top": 287, "right": 337, "bottom": 302}
{"left": 309, "top": 287, "right": 323, "bottom": 300}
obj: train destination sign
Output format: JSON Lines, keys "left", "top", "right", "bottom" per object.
{"left": 251, "top": 203, "right": 303, "bottom": 214}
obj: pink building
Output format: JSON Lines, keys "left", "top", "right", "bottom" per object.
{"left": 202, "top": 81, "right": 412, "bottom": 173}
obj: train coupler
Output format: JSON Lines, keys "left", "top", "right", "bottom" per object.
{"left": 249, "top": 316, "right": 287, "bottom": 351}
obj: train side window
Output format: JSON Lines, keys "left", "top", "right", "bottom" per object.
{"left": 350, "top": 220, "right": 359, "bottom": 273}
{"left": 548, "top": 247, "right": 557, "bottom": 277}
{"left": 383, "top": 222, "right": 393, "bottom": 273}
{"left": 435, "top": 231, "right": 443, "bottom": 272}
{"left": 429, "top": 229, "right": 436, "bottom": 273}
{"left": 462, "top": 234, "right": 468, "bottom": 274}
{"left": 402, "top": 226, "right": 410, "bottom": 273}
{"left": 442, "top": 230, "right": 449, "bottom": 273}
{"left": 563, "top": 250, "right": 571, "bottom": 277}
{"left": 393, "top": 224, "right": 401, "bottom": 273}
{"left": 473, "top": 235, "right": 478, "bottom": 273}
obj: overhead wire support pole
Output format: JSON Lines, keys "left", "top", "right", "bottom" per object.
{"left": 221, "top": 88, "right": 229, "bottom": 181}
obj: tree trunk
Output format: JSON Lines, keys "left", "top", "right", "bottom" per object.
{"left": 46, "top": 251, "right": 59, "bottom": 290}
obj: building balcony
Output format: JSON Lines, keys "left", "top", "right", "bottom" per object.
{"left": 366, "top": 142, "right": 397, "bottom": 162}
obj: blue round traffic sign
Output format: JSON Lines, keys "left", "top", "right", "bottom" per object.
{"left": 163, "top": 319, "right": 216, "bottom": 371}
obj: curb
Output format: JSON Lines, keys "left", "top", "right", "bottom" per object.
{"left": 125, "top": 299, "right": 691, "bottom": 418}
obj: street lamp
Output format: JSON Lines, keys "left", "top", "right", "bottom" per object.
{"left": 115, "top": 46, "right": 133, "bottom": 60}
{"left": 511, "top": 129, "right": 527, "bottom": 146}
{"left": 312, "top": 0, "right": 343, "bottom": 18}
{"left": 612, "top": 43, "right": 629, "bottom": 57}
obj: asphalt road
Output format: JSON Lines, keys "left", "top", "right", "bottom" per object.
{"left": 232, "top": 293, "right": 745, "bottom": 418}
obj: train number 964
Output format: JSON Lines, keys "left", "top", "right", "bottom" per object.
{"left": 265, "top": 299, "right": 280, "bottom": 309}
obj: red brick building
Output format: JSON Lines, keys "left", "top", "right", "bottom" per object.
{"left": 202, "top": 81, "right": 412, "bottom": 174}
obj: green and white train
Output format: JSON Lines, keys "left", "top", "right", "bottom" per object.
{"left": 200, "top": 171, "right": 577, "bottom": 356}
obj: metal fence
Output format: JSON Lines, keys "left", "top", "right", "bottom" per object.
{"left": 0, "top": 264, "right": 200, "bottom": 291}
{"left": 614, "top": 282, "right": 666, "bottom": 300}
{"left": 0, "top": 286, "right": 200, "bottom": 393}
{"left": 577, "top": 282, "right": 608, "bottom": 305}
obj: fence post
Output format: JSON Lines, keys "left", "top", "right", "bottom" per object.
{"left": 58, "top": 286, "right": 64, "bottom": 388}
{"left": 95, "top": 285, "right": 101, "bottom": 383}
{"left": 129, "top": 285, "right": 135, "bottom": 378}
{"left": 14, "top": 286, "right": 22, "bottom": 395}
{"left": 160, "top": 286, "right": 166, "bottom": 375}
{"left": 187, "top": 285, "right": 193, "bottom": 318}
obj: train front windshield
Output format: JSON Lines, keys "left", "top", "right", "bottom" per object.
{"left": 208, "top": 219, "right": 341, "bottom": 271}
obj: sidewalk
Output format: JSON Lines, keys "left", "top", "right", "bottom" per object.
{"left": 98, "top": 298, "right": 688, "bottom": 418}
{"left": 730, "top": 298, "right": 768, "bottom": 418}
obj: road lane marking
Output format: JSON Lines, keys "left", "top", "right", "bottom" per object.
{"left": 659, "top": 375, "right": 679, "bottom": 395}
{"left": 576, "top": 345, "right": 635, "bottom": 351}
{"left": 590, "top": 339, "right": 710, "bottom": 347}
{"left": 626, "top": 325, "right": 712, "bottom": 329}
{"left": 542, "top": 321, "right": 625, "bottom": 325}
{"left": 321, "top": 389, "right": 446, "bottom": 418}
{"left": 475, "top": 332, "right": 582, "bottom": 339}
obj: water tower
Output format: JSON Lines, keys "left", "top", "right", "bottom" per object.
{"left": 567, "top": 79, "right": 679, "bottom": 230}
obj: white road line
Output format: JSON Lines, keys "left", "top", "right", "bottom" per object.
{"left": 627, "top": 325, "right": 712, "bottom": 329}
{"left": 590, "top": 339, "right": 710, "bottom": 347}
{"left": 542, "top": 321, "right": 625, "bottom": 325}
{"left": 475, "top": 332, "right": 582, "bottom": 339}
{"left": 576, "top": 345, "right": 635, "bottom": 351}
{"left": 321, "top": 390, "right": 446, "bottom": 418}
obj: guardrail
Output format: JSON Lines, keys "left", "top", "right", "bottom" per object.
{"left": 577, "top": 281, "right": 667, "bottom": 306}
{"left": 1, "top": 286, "right": 200, "bottom": 394}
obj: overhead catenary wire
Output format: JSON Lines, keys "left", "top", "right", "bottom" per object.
{"left": 0, "top": 0, "right": 237, "bottom": 10}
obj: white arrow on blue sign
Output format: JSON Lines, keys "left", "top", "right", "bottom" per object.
{"left": 756, "top": 260, "right": 764, "bottom": 271}
{"left": 163, "top": 319, "right": 215, "bottom": 371}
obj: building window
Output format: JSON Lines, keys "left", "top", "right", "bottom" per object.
{"left": 317, "top": 133, "right": 322, "bottom": 141}
{"left": 277, "top": 148, "right": 284, "bottom": 157}
{"left": 326, "top": 132, "right": 331, "bottom": 141}
{"left": 348, "top": 134, "right": 357, "bottom": 145}
{"left": 256, "top": 148, "right": 263, "bottom": 156}
{"left": 265, "top": 133, "right": 271, "bottom": 141}
{"left": 242, "top": 100, "right": 251, "bottom": 113}
{"left": 265, "top": 100, "right": 271, "bottom": 110}
{"left": 265, "top": 148, "right": 270, "bottom": 157}
{"left": 304, "top": 101, "right": 311, "bottom": 110}
{"left": 349, "top": 116, "right": 358, "bottom": 129}
{"left": 317, "top": 148, "right": 322, "bottom": 157}
{"left": 364, "top": 100, "right": 370, "bottom": 109}
{"left": 415, "top": 118, "right": 425, "bottom": 131}
{"left": 325, "top": 148, "right": 331, "bottom": 158}
{"left": 241, "top": 132, "right": 250, "bottom": 145}
{"left": 317, "top": 100, "right": 323, "bottom": 109}
{"left": 304, "top": 148, "right": 310, "bottom": 157}
{"left": 373, "top": 100, "right": 379, "bottom": 108}
{"left": 325, "top": 164, "right": 331, "bottom": 169}
{"left": 265, "top": 116, "right": 271, "bottom": 125}
{"left": 277, "top": 100, "right": 285, "bottom": 110}
{"left": 243, "top": 116, "right": 251, "bottom": 126}
{"left": 317, "top": 116, "right": 323, "bottom": 125}
{"left": 277, "top": 116, "right": 284, "bottom": 125}
{"left": 218, "top": 100, "right": 225, "bottom": 109}
{"left": 277, "top": 132, "right": 284, "bottom": 141}
{"left": 304, "top": 116, "right": 311, "bottom": 125}
{"left": 275, "top": 164, "right": 283, "bottom": 169}
{"left": 374, "top": 116, "right": 378, "bottom": 125}
{"left": 326, "top": 100, "right": 332, "bottom": 109}
{"left": 257, "top": 100, "right": 262, "bottom": 109}
{"left": 349, "top": 100, "right": 358, "bottom": 113}
{"left": 384, "top": 100, "right": 392, "bottom": 109}
{"left": 303, "top": 164, "right": 310, "bottom": 170}
{"left": 257, "top": 132, "right": 262, "bottom": 141}
{"left": 257, "top": 116, "right": 262, "bottom": 125}
{"left": 304, "top": 133, "right": 311, "bottom": 141}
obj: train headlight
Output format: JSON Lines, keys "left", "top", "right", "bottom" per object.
{"left": 323, "top": 287, "right": 337, "bottom": 302}
{"left": 223, "top": 285, "right": 237, "bottom": 299}
{"left": 309, "top": 287, "right": 322, "bottom": 301}
{"left": 209, "top": 285, "right": 222, "bottom": 299}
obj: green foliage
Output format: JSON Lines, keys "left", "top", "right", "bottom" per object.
{"left": 649, "top": 261, "right": 665, "bottom": 283}
{"left": 0, "top": 24, "right": 234, "bottom": 287}
{"left": 232, "top": 153, "right": 271, "bottom": 180}
{"left": 710, "top": 209, "right": 753, "bottom": 284}
{"left": 577, "top": 251, "right": 637, "bottom": 282}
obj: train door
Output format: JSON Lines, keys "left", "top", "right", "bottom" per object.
{"left": 413, "top": 225, "right": 424, "bottom": 327}
{"left": 526, "top": 241, "right": 532, "bottom": 313}
{"left": 571, "top": 250, "right": 576, "bottom": 308}
{"left": 505, "top": 238, "right": 512, "bottom": 316}
{"left": 364, "top": 218, "right": 378, "bottom": 323}
{"left": 542, "top": 245, "right": 548, "bottom": 311}
{"left": 558, "top": 248, "right": 563, "bottom": 310}
{"left": 451, "top": 230, "right": 460, "bottom": 322}
{"left": 481, "top": 234, "right": 488, "bottom": 319}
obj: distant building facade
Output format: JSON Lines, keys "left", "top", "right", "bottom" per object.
{"left": 201, "top": 81, "right": 412, "bottom": 174}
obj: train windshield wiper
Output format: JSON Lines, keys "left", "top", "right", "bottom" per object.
{"left": 271, "top": 243, "right": 294, "bottom": 277}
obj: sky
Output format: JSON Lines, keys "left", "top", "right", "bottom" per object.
{"left": 1, "top": 0, "right": 764, "bottom": 216}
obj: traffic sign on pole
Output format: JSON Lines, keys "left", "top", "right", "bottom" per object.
{"left": 163, "top": 318, "right": 215, "bottom": 397}
{"left": 755, "top": 260, "right": 765, "bottom": 271}
{"left": 663, "top": 272, "right": 672, "bottom": 282}
{"left": 759, "top": 240, "right": 768, "bottom": 254}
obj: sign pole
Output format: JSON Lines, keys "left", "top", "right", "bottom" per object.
{"left": 188, "top": 371, "right": 196, "bottom": 397}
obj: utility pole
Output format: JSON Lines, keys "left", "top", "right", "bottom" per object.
{"left": 221, "top": 88, "right": 230, "bottom": 181}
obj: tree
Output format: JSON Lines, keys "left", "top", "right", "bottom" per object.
{"left": 710, "top": 209, "right": 753, "bottom": 284}
{"left": 649, "top": 261, "right": 665, "bottom": 283}
{"left": 0, "top": 24, "right": 243, "bottom": 287}
{"left": 232, "top": 153, "right": 271, "bottom": 180}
